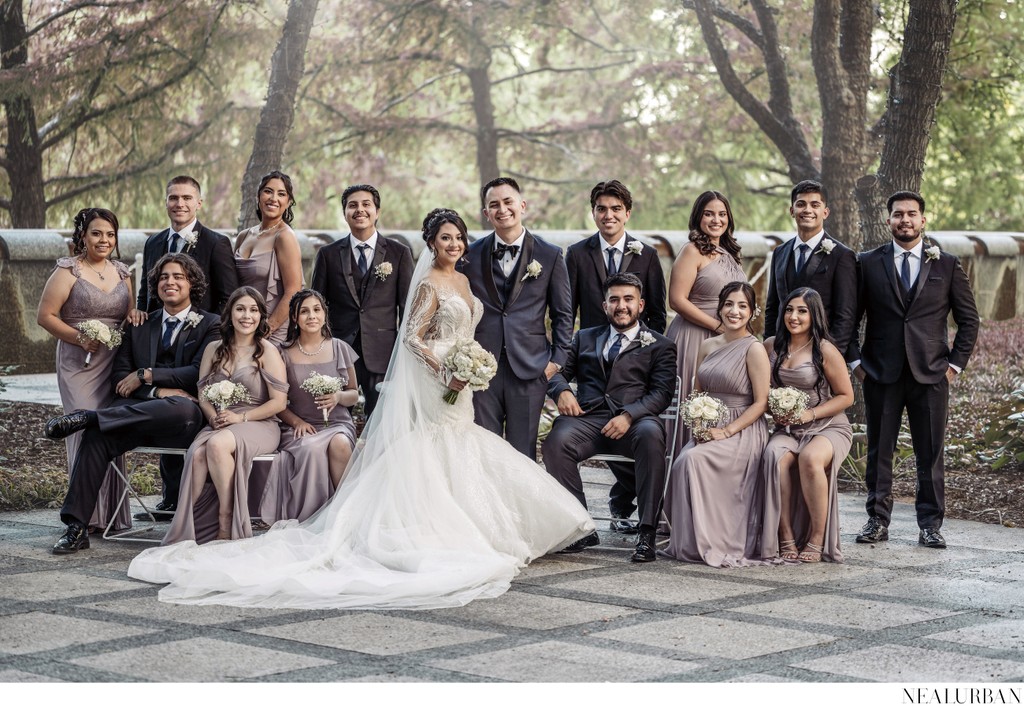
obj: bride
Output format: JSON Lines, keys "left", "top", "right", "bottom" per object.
{"left": 127, "top": 208, "right": 595, "bottom": 610}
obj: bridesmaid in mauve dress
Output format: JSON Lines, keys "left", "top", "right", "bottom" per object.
{"left": 760, "top": 287, "right": 853, "bottom": 563}
{"left": 665, "top": 282, "right": 770, "bottom": 567}
{"left": 259, "top": 290, "right": 359, "bottom": 524}
{"left": 233, "top": 170, "right": 304, "bottom": 344}
{"left": 162, "top": 287, "right": 288, "bottom": 545}
{"left": 664, "top": 191, "right": 746, "bottom": 452}
{"left": 36, "top": 208, "right": 145, "bottom": 531}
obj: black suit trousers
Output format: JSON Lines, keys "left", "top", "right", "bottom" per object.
{"left": 542, "top": 413, "right": 666, "bottom": 527}
{"left": 863, "top": 367, "right": 948, "bottom": 529}
{"left": 60, "top": 397, "right": 205, "bottom": 526}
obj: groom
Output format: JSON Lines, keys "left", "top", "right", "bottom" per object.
{"left": 851, "top": 191, "right": 979, "bottom": 549}
{"left": 46, "top": 253, "right": 219, "bottom": 553}
{"left": 542, "top": 273, "right": 677, "bottom": 561}
{"left": 459, "top": 177, "right": 574, "bottom": 459}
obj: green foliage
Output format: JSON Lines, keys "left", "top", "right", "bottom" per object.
{"left": 982, "top": 385, "right": 1024, "bottom": 471}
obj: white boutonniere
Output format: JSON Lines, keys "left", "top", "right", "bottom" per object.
{"left": 925, "top": 245, "right": 940, "bottom": 262}
{"left": 184, "top": 312, "right": 204, "bottom": 329}
{"left": 522, "top": 259, "right": 542, "bottom": 281}
{"left": 180, "top": 228, "right": 198, "bottom": 252}
{"left": 638, "top": 331, "right": 655, "bottom": 347}
{"left": 626, "top": 240, "right": 644, "bottom": 256}
{"left": 374, "top": 262, "right": 393, "bottom": 280}
{"left": 815, "top": 238, "right": 835, "bottom": 256}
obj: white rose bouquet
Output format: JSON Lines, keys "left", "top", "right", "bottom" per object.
{"left": 300, "top": 372, "right": 344, "bottom": 426}
{"left": 201, "top": 380, "right": 252, "bottom": 412}
{"left": 76, "top": 319, "right": 122, "bottom": 368}
{"left": 680, "top": 391, "right": 728, "bottom": 442}
{"left": 442, "top": 338, "right": 498, "bottom": 404}
{"left": 768, "top": 386, "right": 810, "bottom": 431}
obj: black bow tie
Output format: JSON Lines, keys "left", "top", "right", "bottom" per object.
{"left": 493, "top": 243, "right": 520, "bottom": 260}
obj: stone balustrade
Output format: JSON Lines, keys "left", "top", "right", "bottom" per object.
{"left": 1, "top": 228, "right": 1021, "bottom": 373}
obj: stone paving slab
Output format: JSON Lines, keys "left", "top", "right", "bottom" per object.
{"left": 2, "top": 481, "right": 1024, "bottom": 688}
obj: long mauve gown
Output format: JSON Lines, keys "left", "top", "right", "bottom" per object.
{"left": 234, "top": 226, "right": 293, "bottom": 344}
{"left": 664, "top": 246, "right": 746, "bottom": 451}
{"left": 160, "top": 360, "right": 288, "bottom": 545}
{"left": 258, "top": 339, "right": 359, "bottom": 524}
{"left": 53, "top": 256, "right": 131, "bottom": 531}
{"left": 760, "top": 353, "right": 852, "bottom": 563}
{"left": 665, "top": 335, "right": 768, "bottom": 567}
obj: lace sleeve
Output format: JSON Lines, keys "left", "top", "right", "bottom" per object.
{"left": 403, "top": 280, "right": 447, "bottom": 383}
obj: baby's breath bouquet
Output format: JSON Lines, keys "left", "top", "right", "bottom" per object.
{"left": 681, "top": 391, "right": 728, "bottom": 443}
{"left": 768, "top": 386, "right": 810, "bottom": 431}
{"left": 442, "top": 338, "right": 498, "bottom": 404}
{"left": 201, "top": 380, "right": 251, "bottom": 412}
{"left": 300, "top": 372, "right": 344, "bottom": 426}
{"left": 76, "top": 319, "right": 122, "bottom": 368}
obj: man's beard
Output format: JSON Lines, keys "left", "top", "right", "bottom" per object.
{"left": 892, "top": 227, "right": 921, "bottom": 243}
{"left": 610, "top": 311, "right": 639, "bottom": 331}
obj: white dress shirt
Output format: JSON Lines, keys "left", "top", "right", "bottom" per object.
{"left": 893, "top": 240, "right": 924, "bottom": 287}
{"left": 602, "top": 322, "right": 640, "bottom": 360}
{"left": 792, "top": 230, "right": 825, "bottom": 269}
{"left": 497, "top": 229, "right": 526, "bottom": 277}
{"left": 602, "top": 233, "right": 626, "bottom": 273}
{"left": 167, "top": 218, "right": 198, "bottom": 253}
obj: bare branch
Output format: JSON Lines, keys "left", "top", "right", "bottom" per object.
{"left": 492, "top": 59, "right": 635, "bottom": 86}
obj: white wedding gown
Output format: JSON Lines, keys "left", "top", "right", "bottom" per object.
{"left": 127, "top": 280, "right": 595, "bottom": 610}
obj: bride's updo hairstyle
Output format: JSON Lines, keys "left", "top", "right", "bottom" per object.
{"left": 422, "top": 208, "right": 469, "bottom": 259}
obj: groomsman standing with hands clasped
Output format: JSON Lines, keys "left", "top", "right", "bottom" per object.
{"left": 851, "top": 191, "right": 979, "bottom": 549}
{"left": 459, "top": 177, "right": 574, "bottom": 459}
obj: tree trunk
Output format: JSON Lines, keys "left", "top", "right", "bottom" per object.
{"left": 855, "top": 0, "right": 958, "bottom": 250}
{"left": 0, "top": 0, "right": 47, "bottom": 227}
{"left": 236, "top": 0, "right": 320, "bottom": 232}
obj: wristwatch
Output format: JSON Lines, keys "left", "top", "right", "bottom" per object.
{"left": 137, "top": 368, "right": 146, "bottom": 383}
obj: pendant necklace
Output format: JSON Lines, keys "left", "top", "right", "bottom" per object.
{"left": 83, "top": 258, "right": 109, "bottom": 281}
{"left": 786, "top": 339, "right": 811, "bottom": 360}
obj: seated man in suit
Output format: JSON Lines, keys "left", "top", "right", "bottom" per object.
{"left": 542, "top": 272, "right": 677, "bottom": 562}
{"left": 138, "top": 175, "right": 238, "bottom": 315}
{"left": 46, "top": 253, "right": 220, "bottom": 554}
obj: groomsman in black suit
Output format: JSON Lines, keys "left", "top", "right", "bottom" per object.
{"left": 311, "top": 184, "right": 414, "bottom": 417}
{"left": 851, "top": 191, "right": 979, "bottom": 549}
{"left": 46, "top": 254, "right": 219, "bottom": 553}
{"left": 459, "top": 177, "right": 574, "bottom": 459}
{"left": 138, "top": 175, "right": 237, "bottom": 315}
{"left": 566, "top": 180, "right": 667, "bottom": 333}
{"left": 764, "top": 180, "right": 857, "bottom": 358}
{"left": 566, "top": 179, "right": 667, "bottom": 531}
{"left": 543, "top": 272, "right": 677, "bottom": 561}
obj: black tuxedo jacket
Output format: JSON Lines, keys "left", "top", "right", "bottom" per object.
{"left": 764, "top": 233, "right": 857, "bottom": 358}
{"left": 548, "top": 324, "right": 677, "bottom": 422}
{"left": 112, "top": 308, "right": 220, "bottom": 399}
{"left": 138, "top": 221, "right": 238, "bottom": 315}
{"left": 311, "top": 235, "right": 414, "bottom": 374}
{"left": 851, "top": 242, "right": 979, "bottom": 385}
{"left": 459, "top": 230, "right": 574, "bottom": 379}
{"left": 566, "top": 232, "right": 667, "bottom": 333}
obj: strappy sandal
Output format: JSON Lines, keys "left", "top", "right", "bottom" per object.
{"left": 798, "top": 542, "right": 823, "bottom": 563}
{"left": 779, "top": 539, "right": 799, "bottom": 561}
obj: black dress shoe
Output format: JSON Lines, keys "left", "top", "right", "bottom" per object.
{"left": 134, "top": 501, "right": 176, "bottom": 521}
{"left": 44, "top": 410, "right": 93, "bottom": 440}
{"left": 630, "top": 530, "right": 657, "bottom": 562}
{"left": 53, "top": 522, "right": 90, "bottom": 554}
{"left": 855, "top": 517, "right": 889, "bottom": 543}
{"left": 556, "top": 531, "right": 600, "bottom": 554}
{"left": 919, "top": 528, "right": 946, "bottom": 548}
{"left": 609, "top": 515, "right": 640, "bottom": 534}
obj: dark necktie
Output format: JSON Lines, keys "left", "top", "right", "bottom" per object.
{"left": 796, "top": 243, "right": 810, "bottom": 273}
{"left": 900, "top": 251, "right": 912, "bottom": 289}
{"left": 169, "top": 232, "right": 180, "bottom": 254}
{"left": 357, "top": 244, "right": 370, "bottom": 276}
{"left": 493, "top": 243, "right": 520, "bottom": 260}
{"left": 606, "top": 332, "right": 626, "bottom": 363}
{"left": 606, "top": 246, "right": 618, "bottom": 275}
{"left": 162, "top": 317, "right": 179, "bottom": 350}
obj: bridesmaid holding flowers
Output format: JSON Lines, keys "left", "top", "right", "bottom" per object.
{"left": 259, "top": 289, "right": 359, "bottom": 524}
{"left": 760, "top": 287, "right": 853, "bottom": 563}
